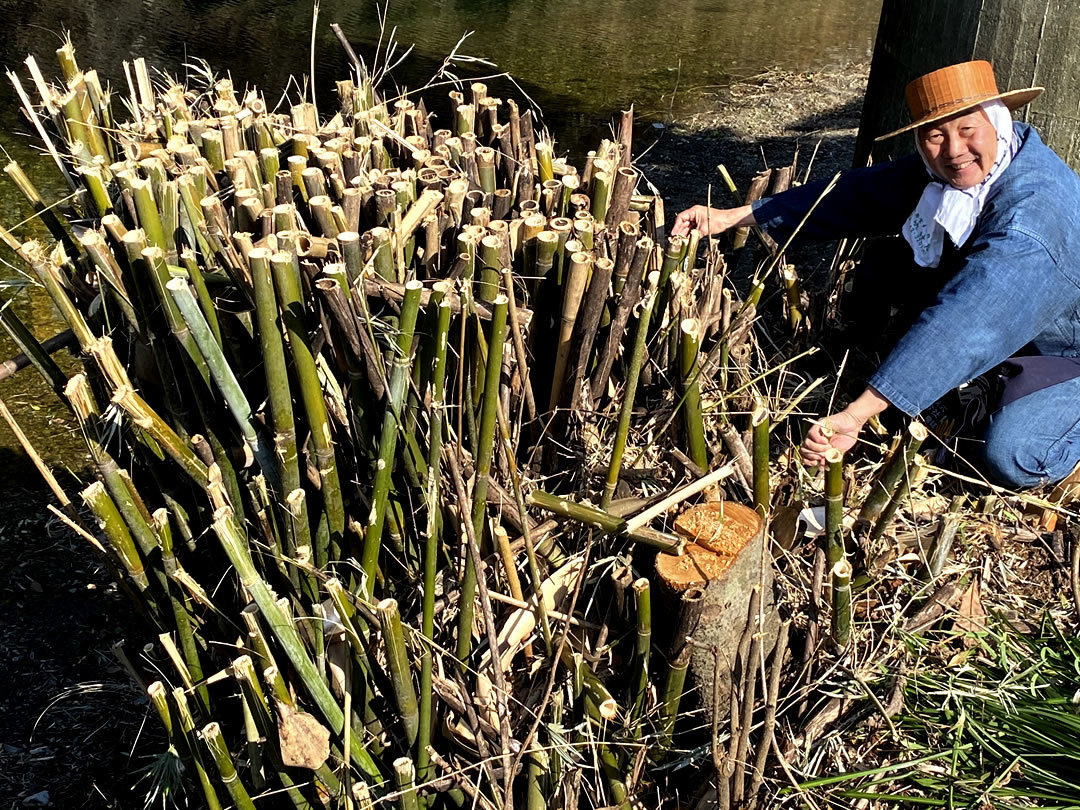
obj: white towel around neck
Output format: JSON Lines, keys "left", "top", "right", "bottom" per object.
{"left": 901, "top": 100, "right": 1019, "bottom": 268}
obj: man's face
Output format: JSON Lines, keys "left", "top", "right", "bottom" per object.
{"left": 917, "top": 108, "right": 999, "bottom": 190}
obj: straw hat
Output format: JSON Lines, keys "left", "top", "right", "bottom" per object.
{"left": 875, "top": 60, "right": 1043, "bottom": 141}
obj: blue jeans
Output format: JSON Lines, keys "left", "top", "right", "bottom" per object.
{"left": 979, "top": 376, "right": 1080, "bottom": 487}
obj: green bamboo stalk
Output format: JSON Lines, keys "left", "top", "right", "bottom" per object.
{"left": 831, "top": 558, "right": 852, "bottom": 648}
{"left": 536, "top": 141, "right": 554, "bottom": 184}
{"left": 858, "top": 421, "right": 928, "bottom": 523}
{"left": 679, "top": 318, "right": 709, "bottom": 471}
{"left": 657, "top": 654, "right": 689, "bottom": 753}
{"left": 57, "top": 88, "right": 94, "bottom": 166}
{"left": 393, "top": 757, "right": 421, "bottom": 810}
{"left": 323, "top": 581, "right": 391, "bottom": 762}
{"left": 250, "top": 247, "right": 307, "bottom": 559}
{"left": 164, "top": 687, "right": 222, "bottom": 810}
{"left": 418, "top": 281, "right": 452, "bottom": 781}
{"left": 167, "top": 277, "right": 277, "bottom": 480}
{"left": 456, "top": 294, "right": 509, "bottom": 661}
{"left": 869, "top": 452, "right": 927, "bottom": 543}
{"left": 140, "top": 245, "right": 212, "bottom": 389}
{"left": 110, "top": 384, "right": 209, "bottom": 484}
{"left": 81, "top": 481, "right": 149, "bottom": 592}
{"left": 79, "top": 166, "right": 111, "bottom": 215}
{"left": 601, "top": 271, "right": 660, "bottom": 510}
{"left": 177, "top": 174, "right": 216, "bottom": 261}
{"left": 4, "top": 162, "right": 79, "bottom": 255}
{"left": 360, "top": 280, "right": 423, "bottom": 592}
{"left": 824, "top": 448, "right": 845, "bottom": 565}
{"left": 630, "top": 577, "right": 651, "bottom": 734}
{"left": 153, "top": 509, "right": 208, "bottom": 712}
{"left": 158, "top": 180, "right": 180, "bottom": 262}
{"left": 548, "top": 252, "right": 590, "bottom": 410}
{"left": 478, "top": 234, "right": 502, "bottom": 304}
{"left": 147, "top": 682, "right": 173, "bottom": 738}
{"left": 255, "top": 660, "right": 343, "bottom": 803}
{"left": 782, "top": 264, "right": 803, "bottom": 331}
{"left": 0, "top": 289, "right": 67, "bottom": 396}
{"left": 179, "top": 253, "right": 221, "bottom": 352}
{"left": 752, "top": 403, "right": 770, "bottom": 517}
{"left": 18, "top": 240, "right": 94, "bottom": 351}
{"left": 70, "top": 75, "right": 111, "bottom": 161}
{"left": 201, "top": 130, "right": 225, "bottom": 172}
{"left": 476, "top": 147, "right": 496, "bottom": 194}
{"left": 654, "top": 235, "right": 687, "bottom": 320}
{"left": 370, "top": 227, "right": 395, "bottom": 281}
{"left": 81, "top": 231, "right": 141, "bottom": 333}
{"left": 378, "top": 598, "right": 420, "bottom": 746}
{"left": 590, "top": 169, "right": 611, "bottom": 224}
{"left": 201, "top": 722, "right": 258, "bottom": 810}
{"left": 210, "top": 506, "right": 383, "bottom": 781}
{"left": 129, "top": 176, "right": 168, "bottom": 253}
{"left": 526, "top": 746, "right": 546, "bottom": 810}
{"left": 527, "top": 490, "right": 684, "bottom": 553}
{"left": 232, "top": 655, "right": 316, "bottom": 809}
{"left": 271, "top": 250, "right": 345, "bottom": 542}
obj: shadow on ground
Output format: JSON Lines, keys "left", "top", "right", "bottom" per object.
{"left": 0, "top": 449, "right": 155, "bottom": 809}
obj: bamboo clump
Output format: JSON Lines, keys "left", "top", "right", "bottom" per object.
{"left": 0, "top": 35, "right": 916, "bottom": 810}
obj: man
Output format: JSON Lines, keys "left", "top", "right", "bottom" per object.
{"left": 672, "top": 60, "right": 1080, "bottom": 491}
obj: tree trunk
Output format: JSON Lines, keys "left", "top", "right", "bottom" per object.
{"left": 856, "top": 0, "right": 1080, "bottom": 170}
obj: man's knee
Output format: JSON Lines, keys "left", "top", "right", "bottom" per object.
{"left": 979, "top": 429, "right": 1046, "bottom": 488}
{"left": 981, "top": 407, "right": 1080, "bottom": 488}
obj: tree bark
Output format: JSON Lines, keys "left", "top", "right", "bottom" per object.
{"left": 856, "top": 0, "right": 1080, "bottom": 170}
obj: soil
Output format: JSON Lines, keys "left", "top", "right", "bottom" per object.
{"left": 639, "top": 63, "right": 870, "bottom": 233}
{"left": 0, "top": 462, "right": 158, "bottom": 809}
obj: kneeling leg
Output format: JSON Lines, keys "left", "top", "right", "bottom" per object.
{"left": 979, "top": 377, "right": 1080, "bottom": 489}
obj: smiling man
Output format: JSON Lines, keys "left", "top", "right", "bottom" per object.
{"left": 673, "top": 60, "right": 1080, "bottom": 495}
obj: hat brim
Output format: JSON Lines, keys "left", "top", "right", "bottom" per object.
{"left": 873, "top": 87, "right": 1044, "bottom": 141}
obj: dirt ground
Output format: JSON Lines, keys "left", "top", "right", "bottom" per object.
{"left": 0, "top": 63, "right": 879, "bottom": 808}
{"left": 640, "top": 63, "right": 869, "bottom": 225}
{"left": 0, "top": 460, "right": 158, "bottom": 809}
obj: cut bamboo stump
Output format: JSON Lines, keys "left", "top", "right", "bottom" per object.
{"left": 654, "top": 501, "right": 778, "bottom": 721}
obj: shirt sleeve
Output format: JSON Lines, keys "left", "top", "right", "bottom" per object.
{"left": 751, "top": 153, "right": 928, "bottom": 243}
{"left": 870, "top": 225, "right": 1080, "bottom": 415}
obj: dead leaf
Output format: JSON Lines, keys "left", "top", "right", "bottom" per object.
{"left": 276, "top": 701, "right": 330, "bottom": 769}
{"left": 954, "top": 576, "right": 987, "bottom": 645}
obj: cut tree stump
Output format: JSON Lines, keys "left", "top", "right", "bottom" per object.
{"left": 655, "top": 500, "right": 779, "bottom": 722}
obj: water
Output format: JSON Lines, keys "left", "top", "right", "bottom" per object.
{"left": 0, "top": 0, "right": 881, "bottom": 467}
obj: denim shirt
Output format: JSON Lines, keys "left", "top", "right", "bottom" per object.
{"left": 752, "top": 123, "right": 1080, "bottom": 415}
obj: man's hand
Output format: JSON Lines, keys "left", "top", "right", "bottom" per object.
{"left": 671, "top": 204, "right": 755, "bottom": 237}
{"left": 801, "top": 411, "right": 864, "bottom": 467}
{"left": 800, "top": 386, "right": 892, "bottom": 467}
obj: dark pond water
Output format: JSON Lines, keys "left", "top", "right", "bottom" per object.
{"left": 0, "top": 0, "right": 881, "bottom": 464}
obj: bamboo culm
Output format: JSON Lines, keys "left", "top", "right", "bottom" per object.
{"left": 361, "top": 280, "right": 424, "bottom": 593}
